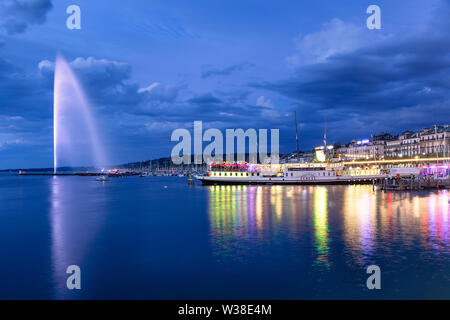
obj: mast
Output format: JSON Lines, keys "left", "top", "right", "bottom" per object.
{"left": 435, "top": 124, "right": 438, "bottom": 157}
{"left": 294, "top": 111, "right": 300, "bottom": 162}
{"left": 324, "top": 113, "right": 328, "bottom": 162}
{"left": 324, "top": 113, "right": 327, "bottom": 150}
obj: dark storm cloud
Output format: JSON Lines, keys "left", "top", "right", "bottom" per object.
{"left": 1, "top": 56, "right": 140, "bottom": 124}
{"left": 0, "top": 57, "right": 16, "bottom": 78}
{"left": 0, "top": 57, "right": 51, "bottom": 119}
{"left": 2, "top": 0, "right": 450, "bottom": 168}
{"left": 0, "top": 57, "right": 52, "bottom": 156}
{"left": 201, "top": 62, "right": 253, "bottom": 78}
{"left": 39, "top": 57, "right": 146, "bottom": 109}
{"left": 257, "top": 10, "right": 450, "bottom": 138}
{"left": 39, "top": 57, "right": 189, "bottom": 117}
{"left": 140, "top": 97, "right": 248, "bottom": 123}
{"left": 0, "top": 0, "right": 52, "bottom": 35}
{"left": 35, "top": 56, "right": 266, "bottom": 131}
{"left": 138, "top": 82, "right": 182, "bottom": 104}
{"left": 187, "top": 93, "right": 222, "bottom": 105}
{"left": 261, "top": 33, "right": 450, "bottom": 111}
{"left": 182, "top": 92, "right": 273, "bottom": 125}
{"left": 34, "top": 55, "right": 272, "bottom": 142}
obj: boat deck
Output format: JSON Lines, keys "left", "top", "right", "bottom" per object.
{"left": 196, "top": 174, "right": 385, "bottom": 185}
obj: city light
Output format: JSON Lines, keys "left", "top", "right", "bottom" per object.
{"left": 342, "top": 157, "right": 450, "bottom": 165}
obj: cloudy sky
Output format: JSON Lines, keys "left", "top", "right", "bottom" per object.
{"left": 0, "top": 0, "right": 449, "bottom": 168}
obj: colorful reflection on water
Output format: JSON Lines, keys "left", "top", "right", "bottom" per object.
{"left": 207, "top": 185, "right": 450, "bottom": 272}
{"left": 1, "top": 176, "right": 449, "bottom": 299}
{"left": 312, "top": 187, "right": 330, "bottom": 270}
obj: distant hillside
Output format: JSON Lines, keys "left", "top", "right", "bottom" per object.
{"left": 0, "top": 152, "right": 302, "bottom": 172}
{"left": 119, "top": 152, "right": 295, "bottom": 169}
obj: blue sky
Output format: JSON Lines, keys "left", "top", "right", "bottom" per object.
{"left": 0, "top": 0, "right": 449, "bottom": 168}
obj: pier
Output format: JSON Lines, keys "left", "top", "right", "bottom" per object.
{"left": 18, "top": 172, "right": 104, "bottom": 176}
{"left": 376, "top": 177, "right": 450, "bottom": 191}
{"left": 17, "top": 172, "right": 140, "bottom": 177}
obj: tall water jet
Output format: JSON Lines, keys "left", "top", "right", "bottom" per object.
{"left": 53, "top": 54, "right": 107, "bottom": 172}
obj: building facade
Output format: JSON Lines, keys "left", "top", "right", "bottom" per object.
{"left": 333, "top": 125, "right": 450, "bottom": 160}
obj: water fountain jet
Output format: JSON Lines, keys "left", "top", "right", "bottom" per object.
{"left": 53, "top": 54, "right": 107, "bottom": 173}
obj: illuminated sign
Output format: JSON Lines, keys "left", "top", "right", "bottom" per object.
{"left": 315, "top": 149, "right": 326, "bottom": 162}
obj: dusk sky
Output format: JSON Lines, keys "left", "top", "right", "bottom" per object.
{"left": 1, "top": 0, "right": 450, "bottom": 168}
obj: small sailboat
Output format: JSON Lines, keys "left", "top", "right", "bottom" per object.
{"left": 139, "top": 171, "right": 152, "bottom": 177}
{"left": 188, "top": 173, "right": 195, "bottom": 185}
{"left": 96, "top": 175, "right": 109, "bottom": 181}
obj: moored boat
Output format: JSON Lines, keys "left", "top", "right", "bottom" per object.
{"left": 195, "top": 162, "right": 421, "bottom": 185}
{"left": 95, "top": 175, "right": 109, "bottom": 181}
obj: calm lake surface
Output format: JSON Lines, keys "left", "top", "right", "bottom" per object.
{"left": 0, "top": 174, "right": 448, "bottom": 299}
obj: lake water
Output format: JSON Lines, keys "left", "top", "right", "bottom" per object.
{"left": 0, "top": 174, "right": 448, "bottom": 299}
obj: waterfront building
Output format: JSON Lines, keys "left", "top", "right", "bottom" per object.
{"left": 419, "top": 126, "right": 450, "bottom": 156}
{"left": 331, "top": 125, "right": 450, "bottom": 160}
{"left": 335, "top": 138, "right": 386, "bottom": 160}
{"left": 385, "top": 138, "right": 401, "bottom": 158}
{"left": 385, "top": 130, "right": 416, "bottom": 158}
{"left": 284, "top": 124, "right": 449, "bottom": 162}
{"left": 339, "top": 141, "right": 382, "bottom": 160}
{"left": 384, "top": 126, "right": 450, "bottom": 158}
{"left": 400, "top": 131, "right": 420, "bottom": 157}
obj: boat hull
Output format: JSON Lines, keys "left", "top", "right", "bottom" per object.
{"left": 195, "top": 175, "right": 387, "bottom": 185}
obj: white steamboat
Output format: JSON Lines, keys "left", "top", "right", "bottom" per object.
{"left": 195, "top": 162, "right": 419, "bottom": 185}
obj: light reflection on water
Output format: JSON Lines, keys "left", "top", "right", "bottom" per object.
{"left": 207, "top": 185, "right": 449, "bottom": 272}
{"left": 50, "top": 176, "right": 108, "bottom": 298}
{"left": 1, "top": 175, "right": 448, "bottom": 299}
{"left": 312, "top": 187, "right": 330, "bottom": 270}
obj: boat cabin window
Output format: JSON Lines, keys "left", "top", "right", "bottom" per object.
{"left": 288, "top": 167, "right": 326, "bottom": 171}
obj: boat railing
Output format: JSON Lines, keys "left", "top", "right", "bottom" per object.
{"left": 209, "top": 167, "right": 249, "bottom": 172}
